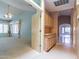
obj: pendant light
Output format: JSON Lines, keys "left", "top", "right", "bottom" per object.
{"left": 4, "top": 5, "right": 12, "bottom": 19}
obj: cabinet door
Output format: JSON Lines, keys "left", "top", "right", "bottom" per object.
{"left": 49, "top": 17, "right": 53, "bottom": 27}
{"left": 45, "top": 13, "right": 53, "bottom": 27}
{"left": 45, "top": 13, "right": 49, "bottom": 26}
{"left": 51, "top": 18, "right": 53, "bottom": 27}
{"left": 48, "top": 15, "right": 52, "bottom": 27}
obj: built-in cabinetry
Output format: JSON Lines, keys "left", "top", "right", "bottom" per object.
{"left": 45, "top": 12, "right": 53, "bottom": 27}
{"left": 44, "top": 11, "right": 56, "bottom": 52}
{"left": 44, "top": 33, "right": 56, "bottom": 51}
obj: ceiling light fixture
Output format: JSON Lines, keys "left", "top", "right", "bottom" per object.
{"left": 54, "top": 0, "right": 69, "bottom": 6}
{"left": 77, "top": 0, "right": 79, "bottom": 5}
{"left": 4, "top": 5, "right": 12, "bottom": 19}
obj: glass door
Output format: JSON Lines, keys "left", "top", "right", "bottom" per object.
{"left": 59, "top": 24, "right": 72, "bottom": 47}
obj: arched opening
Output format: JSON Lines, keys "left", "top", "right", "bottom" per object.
{"left": 59, "top": 24, "right": 72, "bottom": 47}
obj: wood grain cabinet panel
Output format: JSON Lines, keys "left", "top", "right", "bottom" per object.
{"left": 45, "top": 12, "right": 53, "bottom": 27}
{"left": 44, "top": 34, "right": 56, "bottom": 51}
{"left": 44, "top": 11, "right": 55, "bottom": 52}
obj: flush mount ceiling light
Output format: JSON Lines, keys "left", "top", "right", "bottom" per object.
{"left": 77, "top": 16, "right": 79, "bottom": 19}
{"left": 54, "top": 0, "right": 69, "bottom": 6}
{"left": 76, "top": 0, "right": 79, "bottom": 5}
{"left": 4, "top": 5, "right": 12, "bottom": 19}
{"left": 53, "top": 0, "right": 59, "bottom": 2}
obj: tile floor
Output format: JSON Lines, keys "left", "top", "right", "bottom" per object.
{"left": 0, "top": 44, "right": 76, "bottom": 59}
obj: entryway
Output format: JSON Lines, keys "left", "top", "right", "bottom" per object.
{"left": 59, "top": 24, "right": 72, "bottom": 47}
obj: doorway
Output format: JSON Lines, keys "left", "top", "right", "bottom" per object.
{"left": 59, "top": 24, "right": 72, "bottom": 47}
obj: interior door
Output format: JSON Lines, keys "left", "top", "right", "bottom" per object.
{"left": 32, "top": 11, "right": 41, "bottom": 52}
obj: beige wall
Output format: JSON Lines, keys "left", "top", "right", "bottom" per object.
{"left": 76, "top": 5, "right": 79, "bottom": 58}
{"left": 71, "top": 9, "right": 77, "bottom": 49}
{"left": 77, "top": 6, "right": 79, "bottom": 16}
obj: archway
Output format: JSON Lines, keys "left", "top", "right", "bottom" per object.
{"left": 59, "top": 24, "right": 72, "bottom": 47}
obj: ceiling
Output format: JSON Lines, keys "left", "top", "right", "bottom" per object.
{"left": 0, "top": 0, "right": 36, "bottom": 20}
{"left": 59, "top": 9, "right": 73, "bottom": 15}
{"left": 45, "top": 0, "right": 75, "bottom": 12}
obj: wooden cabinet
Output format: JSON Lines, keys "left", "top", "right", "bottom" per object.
{"left": 44, "top": 33, "right": 56, "bottom": 52}
{"left": 44, "top": 11, "right": 56, "bottom": 52}
{"left": 45, "top": 12, "right": 53, "bottom": 27}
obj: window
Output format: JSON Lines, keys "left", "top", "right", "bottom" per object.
{"left": 65, "top": 27, "right": 70, "bottom": 33}
{"left": 0, "top": 24, "right": 8, "bottom": 33}
{"left": 62, "top": 27, "right": 64, "bottom": 33}
{"left": 64, "top": 35, "right": 70, "bottom": 44}
{"left": 3, "top": 24, "right": 8, "bottom": 33}
{"left": 0, "top": 24, "right": 3, "bottom": 33}
{"left": 0, "top": 22, "right": 19, "bottom": 34}
{"left": 12, "top": 23, "right": 19, "bottom": 33}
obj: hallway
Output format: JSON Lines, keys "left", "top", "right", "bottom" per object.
{"left": 16, "top": 45, "right": 76, "bottom": 59}
{"left": 1, "top": 45, "right": 76, "bottom": 59}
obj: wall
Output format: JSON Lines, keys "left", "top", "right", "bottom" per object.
{"left": 12, "top": 11, "right": 35, "bottom": 46}
{"left": 77, "top": 20, "right": 79, "bottom": 58}
{"left": 58, "top": 15, "right": 71, "bottom": 25}
{"left": 71, "top": 9, "right": 77, "bottom": 50}
{"left": 77, "top": 5, "right": 79, "bottom": 58}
